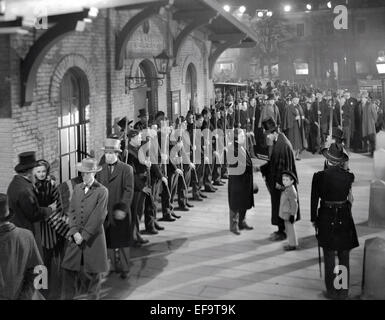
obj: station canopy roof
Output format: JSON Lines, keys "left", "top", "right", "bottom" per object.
{"left": 1, "top": 0, "right": 258, "bottom": 48}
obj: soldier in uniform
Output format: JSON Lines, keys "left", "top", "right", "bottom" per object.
{"left": 311, "top": 143, "right": 358, "bottom": 300}
{"left": 211, "top": 107, "right": 225, "bottom": 186}
{"left": 201, "top": 108, "right": 217, "bottom": 193}
{"left": 153, "top": 111, "right": 179, "bottom": 221}
{"left": 126, "top": 130, "right": 163, "bottom": 240}
{"left": 191, "top": 113, "right": 208, "bottom": 199}
{"left": 134, "top": 108, "right": 149, "bottom": 131}
{"left": 186, "top": 111, "right": 205, "bottom": 201}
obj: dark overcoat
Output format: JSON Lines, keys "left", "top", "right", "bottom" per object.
{"left": 311, "top": 166, "right": 359, "bottom": 251}
{"left": 96, "top": 161, "right": 134, "bottom": 248}
{"left": 260, "top": 133, "right": 300, "bottom": 225}
{"left": 61, "top": 180, "right": 109, "bottom": 274}
{"left": 0, "top": 223, "right": 44, "bottom": 300}
{"left": 7, "top": 175, "right": 52, "bottom": 235}
{"left": 227, "top": 145, "right": 254, "bottom": 211}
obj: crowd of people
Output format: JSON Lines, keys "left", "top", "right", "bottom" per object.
{"left": 1, "top": 79, "right": 382, "bottom": 300}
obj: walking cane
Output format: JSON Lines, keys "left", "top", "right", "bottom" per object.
{"left": 315, "top": 225, "right": 322, "bottom": 278}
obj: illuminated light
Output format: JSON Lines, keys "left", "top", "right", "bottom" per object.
{"left": 257, "top": 11, "right": 264, "bottom": 17}
{"left": 88, "top": 7, "right": 98, "bottom": 18}
{"left": 306, "top": 4, "right": 312, "bottom": 10}
{"left": 327, "top": 1, "right": 332, "bottom": 8}
{"left": 266, "top": 11, "right": 273, "bottom": 17}
{"left": 17, "top": 28, "right": 29, "bottom": 35}
{"left": 239, "top": 5, "right": 246, "bottom": 14}
{"left": 223, "top": 4, "right": 231, "bottom": 12}
{"left": 283, "top": 5, "right": 292, "bottom": 12}
{"left": 0, "top": 0, "right": 6, "bottom": 16}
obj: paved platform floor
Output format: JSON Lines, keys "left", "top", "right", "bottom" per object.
{"left": 101, "top": 151, "right": 385, "bottom": 300}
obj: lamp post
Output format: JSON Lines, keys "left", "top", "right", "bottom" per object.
{"left": 154, "top": 50, "right": 171, "bottom": 76}
{"left": 376, "top": 51, "right": 385, "bottom": 115}
{"left": 368, "top": 52, "right": 385, "bottom": 229}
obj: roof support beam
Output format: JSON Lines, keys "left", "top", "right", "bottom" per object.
{"left": 173, "top": 12, "right": 218, "bottom": 66}
{"left": 208, "top": 36, "right": 245, "bottom": 79}
{"left": 115, "top": 2, "right": 166, "bottom": 70}
{"left": 20, "top": 10, "right": 89, "bottom": 106}
{"left": 209, "top": 33, "right": 246, "bottom": 42}
{"left": 173, "top": 10, "right": 211, "bottom": 21}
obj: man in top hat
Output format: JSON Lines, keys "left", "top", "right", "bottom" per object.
{"left": 7, "top": 151, "right": 56, "bottom": 253}
{"left": 61, "top": 158, "right": 109, "bottom": 300}
{"left": 260, "top": 117, "right": 299, "bottom": 241}
{"left": 0, "top": 193, "right": 45, "bottom": 300}
{"left": 134, "top": 108, "right": 149, "bottom": 131}
{"left": 311, "top": 144, "right": 358, "bottom": 300}
{"left": 258, "top": 93, "right": 281, "bottom": 129}
{"left": 96, "top": 138, "right": 134, "bottom": 279}
{"left": 312, "top": 92, "right": 329, "bottom": 145}
{"left": 282, "top": 94, "right": 307, "bottom": 160}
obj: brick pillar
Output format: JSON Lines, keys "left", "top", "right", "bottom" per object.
{"left": 105, "top": 9, "right": 113, "bottom": 136}
{"left": 0, "top": 35, "right": 11, "bottom": 118}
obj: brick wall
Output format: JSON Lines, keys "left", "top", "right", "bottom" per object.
{"left": 1, "top": 7, "right": 213, "bottom": 191}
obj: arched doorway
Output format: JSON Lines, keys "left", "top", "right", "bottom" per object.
{"left": 132, "top": 59, "right": 158, "bottom": 122}
{"left": 185, "top": 63, "right": 197, "bottom": 112}
{"left": 58, "top": 67, "right": 90, "bottom": 182}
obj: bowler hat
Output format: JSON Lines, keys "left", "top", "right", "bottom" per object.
{"left": 322, "top": 143, "right": 349, "bottom": 163}
{"left": 262, "top": 117, "right": 278, "bottom": 134}
{"left": 138, "top": 108, "right": 148, "bottom": 118}
{"left": 102, "top": 138, "right": 122, "bottom": 153}
{"left": 15, "top": 151, "right": 37, "bottom": 172}
{"left": 332, "top": 127, "right": 344, "bottom": 142}
{"left": 0, "top": 193, "right": 11, "bottom": 222}
{"left": 127, "top": 129, "right": 140, "bottom": 139}
{"left": 117, "top": 117, "right": 133, "bottom": 129}
{"left": 76, "top": 158, "right": 102, "bottom": 173}
{"left": 281, "top": 170, "right": 298, "bottom": 184}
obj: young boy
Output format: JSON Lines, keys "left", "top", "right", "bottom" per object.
{"left": 278, "top": 171, "right": 299, "bottom": 251}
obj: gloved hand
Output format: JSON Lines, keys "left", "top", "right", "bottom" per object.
{"left": 289, "top": 215, "right": 295, "bottom": 224}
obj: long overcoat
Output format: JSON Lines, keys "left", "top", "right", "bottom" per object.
{"left": 362, "top": 101, "right": 378, "bottom": 138}
{"left": 96, "top": 161, "right": 134, "bottom": 248}
{"left": 260, "top": 133, "right": 300, "bottom": 225}
{"left": 311, "top": 166, "right": 359, "bottom": 251}
{"left": 61, "top": 180, "right": 109, "bottom": 274}
{"left": 227, "top": 145, "right": 254, "bottom": 211}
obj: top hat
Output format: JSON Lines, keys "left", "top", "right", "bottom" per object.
{"left": 262, "top": 117, "right": 278, "bottom": 134}
{"left": 322, "top": 143, "right": 349, "bottom": 163}
{"left": 117, "top": 117, "right": 133, "bottom": 130}
{"left": 0, "top": 193, "right": 10, "bottom": 222}
{"left": 138, "top": 108, "right": 148, "bottom": 118}
{"left": 332, "top": 127, "right": 344, "bottom": 141}
{"left": 15, "top": 151, "right": 37, "bottom": 172}
{"left": 281, "top": 170, "right": 298, "bottom": 184}
{"left": 102, "top": 138, "right": 122, "bottom": 153}
{"left": 76, "top": 158, "right": 102, "bottom": 173}
{"left": 127, "top": 129, "right": 140, "bottom": 139}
